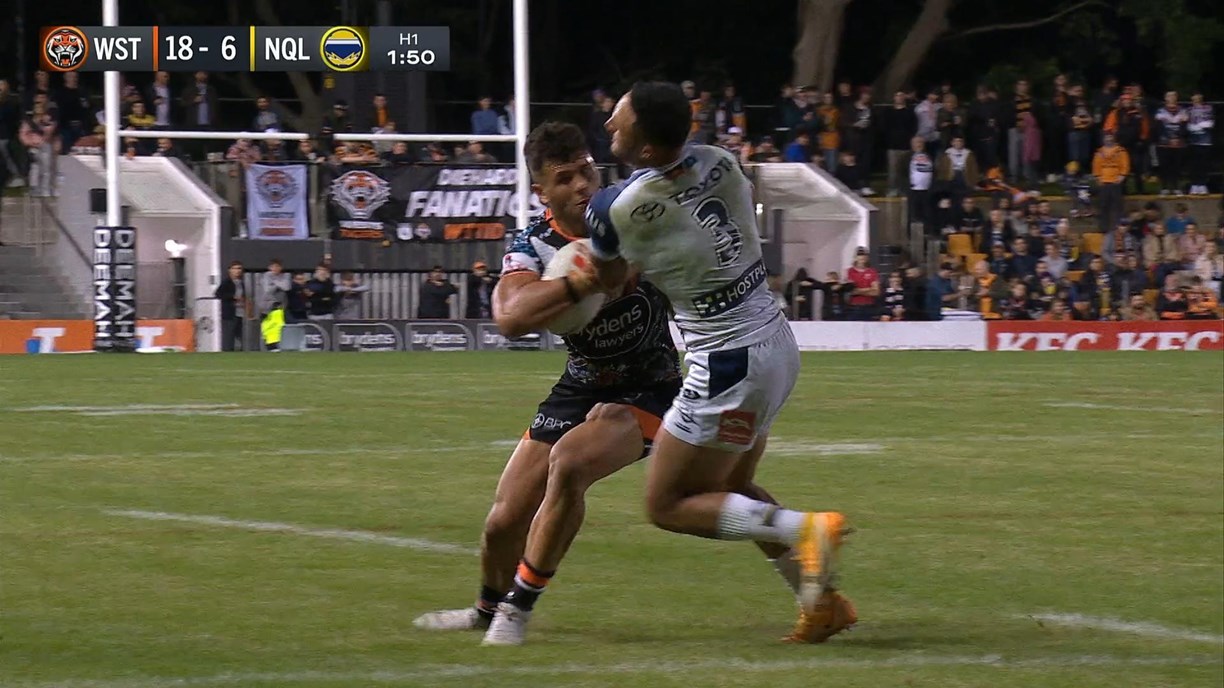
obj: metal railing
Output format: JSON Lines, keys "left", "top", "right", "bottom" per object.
{"left": 240, "top": 269, "right": 484, "bottom": 322}
{"left": 1, "top": 195, "right": 58, "bottom": 253}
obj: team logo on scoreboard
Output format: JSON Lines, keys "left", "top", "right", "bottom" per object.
{"left": 43, "top": 26, "right": 89, "bottom": 72}
{"left": 330, "top": 170, "right": 390, "bottom": 219}
{"left": 320, "top": 27, "right": 365, "bottom": 72}
{"left": 255, "top": 168, "right": 300, "bottom": 209}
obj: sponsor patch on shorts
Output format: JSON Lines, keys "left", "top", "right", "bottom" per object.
{"left": 716, "top": 410, "right": 757, "bottom": 445}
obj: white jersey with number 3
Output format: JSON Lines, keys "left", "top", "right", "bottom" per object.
{"left": 585, "top": 145, "right": 784, "bottom": 352}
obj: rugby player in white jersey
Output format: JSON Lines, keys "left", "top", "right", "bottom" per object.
{"left": 584, "top": 81, "right": 857, "bottom": 641}
{"left": 413, "top": 122, "right": 823, "bottom": 645}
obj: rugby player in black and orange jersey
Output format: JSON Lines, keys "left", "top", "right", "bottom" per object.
{"left": 413, "top": 122, "right": 809, "bottom": 645}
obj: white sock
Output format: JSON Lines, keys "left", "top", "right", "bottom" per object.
{"left": 770, "top": 549, "right": 802, "bottom": 599}
{"left": 715, "top": 493, "right": 805, "bottom": 545}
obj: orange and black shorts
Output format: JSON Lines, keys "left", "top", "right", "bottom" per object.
{"left": 526, "top": 378, "right": 679, "bottom": 455}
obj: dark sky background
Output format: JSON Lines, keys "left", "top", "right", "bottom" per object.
{"left": 5, "top": 0, "right": 1222, "bottom": 125}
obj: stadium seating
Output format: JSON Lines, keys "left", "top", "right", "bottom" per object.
{"left": 1081, "top": 232, "right": 1104, "bottom": 258}
{"left": 1067, "top": 270, "right": 1085, "bottom": 283}
{"left": 947, "top": 234, "right": 974, "bottom": 260}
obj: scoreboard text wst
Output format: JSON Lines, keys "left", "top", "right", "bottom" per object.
{"left": 41, "top": 25, "right": 450, "bottom": 72}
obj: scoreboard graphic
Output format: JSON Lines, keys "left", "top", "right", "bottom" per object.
{"left": 39, "top": 26, "right": 450, "bottom": 72}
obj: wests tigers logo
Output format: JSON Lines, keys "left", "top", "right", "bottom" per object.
{"left": 255, "top": 169, "right": 299, "bottom": 209}
{"left": 44, "top": 27, "right": 89, "bottom": 71}
{"left": 330, "top": 170, "right": 390, "bottom": 220}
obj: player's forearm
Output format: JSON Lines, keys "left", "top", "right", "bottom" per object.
{"left": 585, "top": 210, "right": 621, "bottom": 260}
{"left": 493, "top": 279, "right": 578, "bottom": 337}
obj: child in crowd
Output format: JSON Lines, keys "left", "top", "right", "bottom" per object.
{"left": 1061, "top": 161, "right": 1094, "bottom": 218}
{"left": 881, "top": 271, "right": 906, "bottom": 320}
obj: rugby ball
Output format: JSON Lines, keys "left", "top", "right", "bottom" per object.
{"left": 542, "top": 239, "right": 606, "bottom": 335}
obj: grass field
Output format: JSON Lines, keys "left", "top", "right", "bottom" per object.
{"left": 1, "top": 351, "right": 1222, "bottom": 688}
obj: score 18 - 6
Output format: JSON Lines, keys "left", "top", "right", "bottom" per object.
{"left": 157, "top": 27, "right": 250, "bottom": 72}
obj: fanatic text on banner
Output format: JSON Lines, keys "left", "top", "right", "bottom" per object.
{"left": 328, "top": 165, "right": 543, "bottom": 242}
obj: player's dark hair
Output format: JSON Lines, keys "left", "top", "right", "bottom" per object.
{"left": 524, "top": 121, "right": 589, "bottom": 177}
{"left": 629, "top": 81, "right": 691, "bottom": 150}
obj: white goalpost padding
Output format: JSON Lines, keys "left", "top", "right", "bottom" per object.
{"left": 102, "top": 0, "right": 533, "bottom": 229}
{"left": 103, "top": 0, "right": 121, "bottom": 227}
{"left": 512, "top": 0, "right": 530, "bottom": 234}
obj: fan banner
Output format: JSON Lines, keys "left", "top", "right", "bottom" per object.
{"left": 245, "top": 164, "right": 310, "bottom": 240}
{"left": 327, "top": 165, "right": 544, "bottom": 242}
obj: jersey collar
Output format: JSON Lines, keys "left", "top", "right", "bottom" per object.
{"left": 655, "top": 146, "right": 695, "bottom": 180}
{"left": 544, "top": 209, "right": 582, "bottom": 242}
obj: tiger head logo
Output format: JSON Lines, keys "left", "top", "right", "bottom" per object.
{"left": 255, "top": 169, "right": 299, "bottom": 209}
{"left": 330, "top": 170, "right": 390, "bottom": 220}
{"left": 44, "top": 27, "right": 88, "bottom": 71}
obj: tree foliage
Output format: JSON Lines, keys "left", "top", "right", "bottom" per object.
{"left": 1121, "top": 0, "right": 1224, "bottom": 94}
{"left": 792, "top": 0, "right": 1224, "bottom": 97}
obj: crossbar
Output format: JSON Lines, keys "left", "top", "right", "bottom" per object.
{"left": 117, "top": 130, "right": 520, "bottom": 143}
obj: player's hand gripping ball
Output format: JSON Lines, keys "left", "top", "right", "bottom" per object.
{"left": 542, "top": 239, "right": 607, "bottom": 334}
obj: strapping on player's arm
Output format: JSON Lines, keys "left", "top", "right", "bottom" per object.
{"left": 565, "top": 242, "right": 629, "bottom": 298}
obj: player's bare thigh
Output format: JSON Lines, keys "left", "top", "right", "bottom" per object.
{"left": 645, "top": 428, "right": 747, "bottom": 510}
{"left": 545, "top": 403, "right": 647, "bottom": 488}
{"left": 725, "top": 435, "right": 769, "bottom": 492}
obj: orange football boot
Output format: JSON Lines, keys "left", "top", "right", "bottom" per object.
{"left": 783, "top": 590, "right": 858, "bottom": 643}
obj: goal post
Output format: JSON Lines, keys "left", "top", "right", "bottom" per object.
{"left": 101, "top": 1, "right": 534, "bottom": 229}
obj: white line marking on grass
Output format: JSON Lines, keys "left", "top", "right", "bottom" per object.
{"left": 0, "top": 444, "right": 508, "bottom": 464}
{"left": 17, "top": 403, "right": 240, "bottom": 412}
{"left": 1021, "top": 613, "right": 1224, "bottom": 644}
{"left": 103, "top": 509, "right": 477, "bottom": 556}
{"left": 15, "top": 404, "right": 302, "bottom": 417}
{"left": 16, "top": 655, "right": 1223, "bottom": 688}
{"left": 78, "top": 408, "right": 301, "bottom": 417}
{"left": 767, "top": 441, "right": 886, "bottom": 456}
{"left": 1043, "top": 401, "right": 1216, "bottom": 414}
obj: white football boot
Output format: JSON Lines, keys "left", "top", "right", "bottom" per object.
{"left": 481, "top": 601, "right": 532, "bottom": 646}
{"left": 412, "top": 606, "right": 487, "bottom": 631}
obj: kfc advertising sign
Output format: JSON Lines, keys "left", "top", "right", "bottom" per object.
{"left": 988, "top": 322, "right": 1224, "bottom": 351}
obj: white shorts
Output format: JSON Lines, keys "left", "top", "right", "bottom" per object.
{"left": 662, "top": 323, "right": 800, "bottom": 451}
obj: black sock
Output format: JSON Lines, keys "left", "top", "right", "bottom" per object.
{"left": 475, "top": 585, "right": 502, "bottom": 622}
{"left": 504, "top": 559, "right": 554, "bottom": 612}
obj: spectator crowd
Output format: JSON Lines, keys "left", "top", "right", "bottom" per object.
{"left": 3, "top": 68, "right": 1221, "bottom": 331}
{"left": 0, "top": 68, "right": 528, "bottom": 203}
{"left": 753, "top": 76, "right": 1217, "bottom": 239}
{"left": 785, "top": 197, "right": 1224, "bottom": 322}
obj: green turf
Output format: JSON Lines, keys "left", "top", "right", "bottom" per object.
{"left": 1, "top": 352, "right": 1221, "bottom": 688}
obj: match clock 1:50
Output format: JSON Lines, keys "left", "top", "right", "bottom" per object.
{"left": 385, "top": 48, "right": 437, "bottom": 66}
{"left": 366, "top": 26, "right": 450, "bottom": 71}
